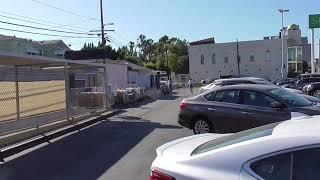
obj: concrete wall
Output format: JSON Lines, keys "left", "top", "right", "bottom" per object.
{"left": 189, "top": 38, "right": 287, "bottom": 82}
{"left": 128, "top": 70, "right": 151, "bottom": 89}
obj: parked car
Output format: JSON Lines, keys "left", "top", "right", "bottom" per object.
{"left": 300, "top": 93, "right": 320, "bottom": 103}
{"left": 296, "top": 73, "right": 320, "bottom": 80}
{"left": 151, "top": 116, "right": 320, "bottom": 180}
{"left": 179, "top": 84, "right": 320, "bottom": 134}
{"left": 303, "top": 82, "right": 320, "bottom": 96}
{"left": 198, "top": 77, "right": 271, "bottom": 94}
{"left": 273, "top": 78, "right": 295, "bottom": 86}
{"left": 198, "top": 77, "right": 320, "bottom": 104}
{"left": 283, "top": 77, "right": 320, "bottom": 90}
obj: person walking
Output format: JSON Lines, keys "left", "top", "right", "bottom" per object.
{"left": 188, "top": 79, "right": 194, "bottom": 95}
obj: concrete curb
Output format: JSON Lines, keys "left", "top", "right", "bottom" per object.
{"left": 0, "top": 109, "right": 121, "bottom": 162}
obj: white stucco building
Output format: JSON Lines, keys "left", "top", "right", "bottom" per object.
{"left": 189, "top": 24, "right": 310, "bottom": 81}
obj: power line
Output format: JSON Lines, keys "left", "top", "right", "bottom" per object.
{"left": 0, "top": 27, "right": 99, "bottom": 38}
{"left": 107, "top": 35, "right": 127, "bottom": 46}
{"left": 0, "top": 10, "right": 93, "bottom": 32}
{"left": 108, "top": 39, "right": 125, "bottom": 47}
{"left": 53, "top": 19, "right": 94, "bottom": 29}
{"left": 30, "top": 0, "right": 97, "bottom": 21}
{"left": 105, "top": 37, "right": 123, "bottom": 47}
{"left": 0, "top": 20, "right": 96, "bottom": 35}
{"left": 108, "top": 40, "right": 123, "bottom": 47}
{"left": 113, "top": 31, "right": 129, "bottom": 42}
{"left": 0, "top": 13, "right": 81, "bottom": 33}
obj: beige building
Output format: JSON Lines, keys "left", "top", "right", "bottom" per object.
{"left": 189, "top": 24, "right": 310, "bottom": 81}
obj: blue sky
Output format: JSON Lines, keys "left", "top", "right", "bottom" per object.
{"left": 1, "top": 0, "right": 319, "bottom": 57}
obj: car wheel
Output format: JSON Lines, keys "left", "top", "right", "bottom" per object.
{"left": 192, "top": 118, "right": 213, "bottom": 134}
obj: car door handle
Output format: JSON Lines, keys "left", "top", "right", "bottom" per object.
{"left": 208, "top": 108, "right": 216, "bottom": 111}
{"left": 241, "top": 111, "right": 253, "bottom": 115}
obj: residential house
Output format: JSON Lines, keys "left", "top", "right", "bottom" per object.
{"left": 0, "top": 34, "right": 70, "bottom": 58}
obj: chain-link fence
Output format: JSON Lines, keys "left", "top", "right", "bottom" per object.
{"left": 68, "top": 65, "right": 111, "bottom": 119}
{"left": 0, "top": 59, "right": 111, "bottom": 137}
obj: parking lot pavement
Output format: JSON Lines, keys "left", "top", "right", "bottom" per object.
{"left": 0, "top": 88, "right": 199, "bottom": 180}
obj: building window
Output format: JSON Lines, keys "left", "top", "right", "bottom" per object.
{"left": 250, "top": 55, "right": 255, "bottom": 62}
{"left": 224, "top": 57, "right": 228, "bottom": 63}
{"left": 288, "top": 46, "right": 302, "bottom": 62}
{"left": 56, "top": 54, "right": 64, "bottom": 57}
{"left": 297, "top": 46, "right": 302, "bottom": 61}
{"left": 288, "top": 63, "right": 296, "bottom": 72}
{"left": 212, "top": 54, "right": 216, "bottom": 64}
{"left": 200, "top": 54, "right": 204, "bottom": 65}
{"left": 265, "top": 50, "right": 271, "bottom": 61}
{"left": 297, "top": 63, "right": 302, "bottom": 71}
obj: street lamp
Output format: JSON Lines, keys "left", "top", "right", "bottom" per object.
{"left": 278, "top": 9, "right": 289, "bottom": 78}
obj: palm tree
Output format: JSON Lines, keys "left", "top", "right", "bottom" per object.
{"left": 137, "top": 34, "right": 147, "bottom": 62}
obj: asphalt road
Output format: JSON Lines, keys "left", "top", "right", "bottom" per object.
{"left": 0, "top": 88, "right": 195, "bottom": 180}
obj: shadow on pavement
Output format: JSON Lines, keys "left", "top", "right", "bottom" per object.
{"left": 157, "top": 94, "right": 180, "bottom": 100}
{"left": 113, "top": 98, "right": 156, "bottom": 109}
{"left": 0, "top": 118, "right": 181, "bottom": 180}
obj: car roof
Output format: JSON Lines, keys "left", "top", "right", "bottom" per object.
{"left": 272, "top": 115, "right": 320, "bottom": 137}
{"left": 207, "top": 84, "right": 277, "bottom": 92}
{"left": 215, "top": 77, "right": 264, "bottom": 82}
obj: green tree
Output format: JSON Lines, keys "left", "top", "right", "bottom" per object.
{"left": 157, "top": 35, "right": 170, "bottom": 66}
{"left": 129, "top": 41, "right": 135, "bottom": 56}
{"left": 178, "top": 55, "right": 189, "bottom": 74}
{"left": 137, "top": 34, "right": 147, "bottom": 61}
{"left": 145, "top": 39, "right": 156, "bottom": 62}
{"left": 144, "top": 62, "right": 157, "bottom": 70}
{"left": 168, "top": 53, "right": 179, "bottom": 73}
{"left": 125, "top": 56, "right": 140, "bottom": 64}
{"left": 82, "top": 42, "right": 88, "bottom": 50}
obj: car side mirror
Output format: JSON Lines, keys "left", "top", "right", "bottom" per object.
{"left": 271, "top": 102, "right": 285, "bottom": 109}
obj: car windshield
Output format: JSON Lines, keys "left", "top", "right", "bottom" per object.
{"left": 268, "top": 88, "right": 313, "bottom": 107}
{"left": 192, "top": 123, "right": 279, "bottom": 155}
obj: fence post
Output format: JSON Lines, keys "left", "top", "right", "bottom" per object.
{"left": 101, "top": 67, "right": 107, "bottom": 109}
{"left": 14, "top": 65, "right": 20, "bottom": 121}
{"left": 64, "top": 59, "right": 70, "bottom": 121}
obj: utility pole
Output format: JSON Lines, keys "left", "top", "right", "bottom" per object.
{"left": 100, "top": 0, "right": 106, "bottom": 47}
{"left": 311, "top": 29, "right": 315, "bottom": 73}
{"left": 236, "top": 39, "right": 240, "bottom": 77}
{"left": 278, "top": 9, "right": 289, "bottom": 78}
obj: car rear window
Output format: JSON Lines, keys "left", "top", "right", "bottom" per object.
{"left": 191, "top": 123, "right": 280, "bottom": 155}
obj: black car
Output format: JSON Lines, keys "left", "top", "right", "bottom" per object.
{"left": 296, "top": 73, "right": 320, "bottom": 80}
{"left": 302, "top": 82, "right": 320, "bottom": 96}
{"left": 178, "top": 84, "right": 320, "bottom": 134}
{"left": 273, "top": 78, "right": 295, "bottom": 86}
{"left": 283, "top": 77, "right": 320, "bottom": 90}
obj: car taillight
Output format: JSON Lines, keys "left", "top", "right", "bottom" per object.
{"left": 179, "top": 102, "right": 187, "bottom": 112}
{"left": 150, "top": 169, "right": 175, "bottom": 180}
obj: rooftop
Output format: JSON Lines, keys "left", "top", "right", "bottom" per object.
{"left": 36, "top": 40, "right": 61, "bottom": 45}
{"left": 189, "top": 37, "right": 215, "bottom": 46}
{"left": 214, "top": 84, "right": 277, "bottom": 91}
